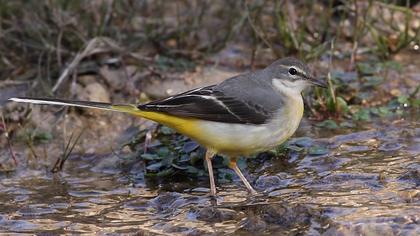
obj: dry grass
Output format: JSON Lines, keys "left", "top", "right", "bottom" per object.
{"left": 1, "top": 1, "right": 417, "bottom": 85}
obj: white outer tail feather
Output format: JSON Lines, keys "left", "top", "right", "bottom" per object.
{"left": 8, "top": 97, "right": 115, "bottom": 111}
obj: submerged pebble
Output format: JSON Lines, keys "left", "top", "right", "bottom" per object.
{"left": 398, "top": 169, "right": 420, "bottom": 186}
{"left": 378, "top": 142, "right": 403, "bottom": 152}
{"left": 254, "top": 174, "right": 291, "bottom": 192}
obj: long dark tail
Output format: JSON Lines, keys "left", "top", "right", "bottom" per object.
{"left": 8, "top": 97, "right": 142, "bottom": 115}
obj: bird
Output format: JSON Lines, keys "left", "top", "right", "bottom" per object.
{"left": 9, "top": 57, "right": 326, "bottom": 196}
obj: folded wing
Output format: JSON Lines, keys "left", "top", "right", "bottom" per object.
{"left": 138, "top": 85, "right": 274, "bottom": 124}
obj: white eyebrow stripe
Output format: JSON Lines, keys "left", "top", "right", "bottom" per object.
{"left": 280, "top": 64, "right": 307, "bottom": 77}
{"left": 294, "top": 67, "right": 307, "bottom": 76}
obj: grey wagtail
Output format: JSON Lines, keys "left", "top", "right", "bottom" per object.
{"left": 9, "top": 57, "right": 326, "bottom": 196}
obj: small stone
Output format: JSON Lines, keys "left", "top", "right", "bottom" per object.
{"left": 239, "top": 215, "right": 267, "bottom": 232}
{"left": 193, "top": 206, "right": 237, "bottom": 222}
{"left": 77, "top": 75, "right": 97, "bottom": 86}
{"left": 255, "top": 174, "right": 290, "bottom": 192}
{"left": 76, "top": 82, "right": 111, "bottom": 116}
{"left": 78, "top": 82, "right": 110, "bottom": 103}
{"left": 99, "top": 65, "right": 128, "bottom": 90}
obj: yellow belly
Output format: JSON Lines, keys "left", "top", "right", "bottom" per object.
{"left": 133, "top": 110, "right": 205, "bottom": 143}
{"left": 130, "top": 94, "right": 304, "bottom": 156}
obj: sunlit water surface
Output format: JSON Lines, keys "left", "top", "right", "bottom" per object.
{"left": 0, "top": 118, "right": 419, "bottom": 235}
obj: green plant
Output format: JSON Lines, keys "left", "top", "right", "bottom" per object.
{"left": 365, "top": 2, "right": 419, "bottom": 58}
{"left": 51, "top": 129, "right": 84, "bottom": 173}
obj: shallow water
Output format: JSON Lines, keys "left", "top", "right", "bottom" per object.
{"left": 0, "top": 117, "right": 419, "bottom": 235}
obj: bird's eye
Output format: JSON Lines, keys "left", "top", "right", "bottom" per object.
{"left": 288, "top": 67, "right": 298, "bottom": 75}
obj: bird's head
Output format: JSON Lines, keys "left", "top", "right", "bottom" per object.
{"left": 265, "top": 57, "right": 327, "bottom": 94}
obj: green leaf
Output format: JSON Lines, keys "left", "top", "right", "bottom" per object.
{"left": 291, "top": 137, "right": 313, "bottom": 147}
{"left": 141, "top": 153, "right": 161, "bottom": 160}
{"left": 316, "top": 119, "right": 339, "bottom": 129}
{"left": 172, "top": 163, "right": 188, "bottom": 170}
{"left": 411, "top": 98, "right": 420, "bottom": 108}
{"left": 356, "top": 91, "right": 374, "bottom": 101}
{"left": 340, "top": 121, "right": 355, "bottom": 128}
{"left": 353, "top": 108, "right": 371, "bottom": 121}
{"left": 217, "top": 169, "right": 233, "bottom": 182}
{"left": 146, "top": 162, "right": 163, "bottom": 171}
{"left": 331, "top": 71, "right": 358, "bottom": 83}
{"left": 326, "top": 96, "right": 336, "bottom": 112}
{"left": 336, "top": 97, "right": 349, "bottom": 114}
{"left": 397, "top": 95, "right": 409, "bottom": 104}
{"left": 286, "top": 145, "right": 304, "bottom": 152}
{"left": 182, "top": 141, "right": 199, "bottom": 153}
{"left": 308, "top": 145, "right": 329, "bottom": 155}
{"left": 381, "top": 61, "right": 402, "bottom": 72}
{"left": 178, "top": 154, "right": 191, "bottom": 163}
{"left": 378, "top": 106, "right": 390, "bottom": 115}
{"left": 371, "top": 106, "right": 391, "bottom": 117}
{"left": 160, "top": 126, "right": 174, "bottom": 135}
{"left": 236, "top": 157, "right": 247, "bottom": 169}
{"left": 363, "top": 76, "right": 384, "bottom": 87}
{"left": 357, "top": 63, "right": 377, "bottom": 75}
{"left": 157, "top": 168, "right": 175, "bottom": 177}
{"left": 271, "top": 144, "right": 288, "bottom": 155}
{"left": 186, "top": 166, "right": 200, "bottom": 174}
{"left": 156, "top": 146, "right": 170, "bottom": 157}
{"left": 34, "top": 131, "right": 53, "bottom": 143}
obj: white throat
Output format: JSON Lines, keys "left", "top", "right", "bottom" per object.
{"left": 272, "top": 78, "right": 307, "bottom": 96}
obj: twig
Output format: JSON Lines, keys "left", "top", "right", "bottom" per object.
{"left": 409, "top": 83, "right": 420, "bottom": 99}
{"left": 51, "top": 129, "right": 84, "bottom": 173}
{"left": 285, "top": 0, "right": 299, "bottom": 50}
{"left": 52, "top": 37, "right": 123, "bottom": 92}
{"left": 1, "top": 114, "right": 18, "bottom": 166}
{"left": 56, "top": 29, "right": 64, "bottom": 68}
{"left": 349, "top": 41, "right": 358, "bottom": 71}
{"left": 25, "top": 137, "right": 39, "bottom": 160}
{"left": 349, "top": 0, "right": 359, "bottom": 71}
{"left": 245, "top": 3, "right": 273, "bottom": 51}
{"left": 144, "top": 130, "right": 153, "bottom": 154}
{"left": 327, "top": 38, "right": 337, "bottom": 113}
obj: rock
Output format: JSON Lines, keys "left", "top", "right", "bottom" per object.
{"left": 150, "top": 192, "right": 185, "bottom": 213}
{"left": 254, "top": 174, "right": 291, "bottom": 192}
{"left": 0, "top": 81, "right": 30, "bottom": 106}
{"left": 238, "top": 214, "right": 267, "bottom": 232}
{"left": 99, "top": 65, "right": 133, "bottom": 91}
{"left": 77, "top": 82, "right": 110, "bottom": 103}
{"left": 192, "top": 206, "right": 238, "bottom": 223}
{"left": 398, "top": 169, "right": 420, "bottom": 186}
{"left": 141, "top": 78, "right": 190, "bottom": 99}
{"left": 323, "top": 225, "right": 355, "bottom": 236}
{"left": 90, "top": 154, "right": 121, "bottom": 175}
{"left": 260, "top": 204, "right": 316, "bottom": 227}
{"left": 3, "top": 100, "right": 28, "bottom": 122}
{"left": 77, "top": 75, "right": 97, "bottom": 86}
{"left": 76, "top": 82, "right": 111, "bottom": 116}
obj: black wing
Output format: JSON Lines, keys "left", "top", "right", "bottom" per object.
{"left": 138, "top": 85, "right": 274, "bottom": 124}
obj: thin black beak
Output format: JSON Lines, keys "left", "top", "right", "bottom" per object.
{"left": 309, "top": 77, "right": 327, "bottom": 88}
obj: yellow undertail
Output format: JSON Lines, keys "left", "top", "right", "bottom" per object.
{"left": 110, "top": 104, "right": 204, "bottom": 142}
